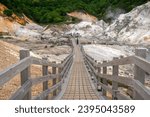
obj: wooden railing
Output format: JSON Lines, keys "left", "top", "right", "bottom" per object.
{"left": 0, "top": 49, "right": 73, "bottom": 100}
{"left": 81, "top": 46, "right": 150, "bottom": 100}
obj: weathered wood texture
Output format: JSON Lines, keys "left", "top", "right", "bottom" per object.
{"left": 133, "top": 49, "right": 146, "bottom": 100}
{"left": 31, "top": 74, "right": 59, "bottom": 85}
{"left": 116, "top": 92, "right": 131, "bottom": 100}
{"left": 83, "top": 48, "right": 150, "bottom": 100}
{"left": 20, "top": 49, "right": 31, "bottom": 100}
{"left": 52, "top": 61, "right": 57, "bottom": 97}
{"left": 0, "top": 57, "right": 32, "bottom": 86}
{"left": 102, "top": 61, "right": 107, "bottom": 96}
{"left": 58, "top": 61, "right": 63, "bottom": 93}
{"left": 42, "top": 57, "right": 49, "bottom": 100}
{"left": 1, "top": 43, "right": 150, "bottom": 100}
{"left": 0, "top": 48, "right": 73, "bottom": 100}
{"left": 112, "top": 57, "right": 119, "bottom": 100}
{"left": 35, "top": 81, "right": 63, "bottom": 100}
{"left": 10, "top": 80, "right": 32, "bottom": 100}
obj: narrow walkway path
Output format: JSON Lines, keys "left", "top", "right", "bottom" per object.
{"left": 61, "top": 40, "right": 99, "bottom": 100}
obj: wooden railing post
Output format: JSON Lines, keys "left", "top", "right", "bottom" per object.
{"left": 58, "top": 61, "right": 63, "bottom": 92}
{"left": 97, "top": 62, "right": 102, "bottom": 91}
{"left": 102, "top": 61, "right": 107, "bottom": 96}
{"left": 112, "top": 57, "right": 119, "bottom": 100}
{"left": 63, "top": 58, "right": 67, "bottom": 79}
{"left": 91, "top": 58, "right": 95, "bottom": 80}
{"left": 52, "top": 61, "right": 57, "bottom": 97}
{"left": 20, "top": 49, "right": 31, "bottom": 100}
{"left": 94, "top": 60, "right": 97, "bottom": 83}
{"left": 42, "top": 57, "right": 48, "bottom": 100}
{"left": 133, "top": 48, "right": 146, "bottom": 100}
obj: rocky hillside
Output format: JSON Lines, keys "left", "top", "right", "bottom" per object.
{"left": 103, "top": 2, "right": 150, "bottom": 45}
{"left": 0, "top": 3, "right": 27, "bottom": 25}
{"left": 66, "top": 1, "right": 150, "bottom": 46}
{"left": 0, "top": 3, "right": 44, "bottom": 41}
{"left": 0, "top": 3, "right": 27, "bottom": 35}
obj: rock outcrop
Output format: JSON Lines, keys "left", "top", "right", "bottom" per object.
{"left": 67, "top": 11, "right": 97, "bottom": 22}
{"left": 0, "top": 3, "right": 43, "bottom": 40}
{"left": 66, "top": 2, "right": 150, "bottom": 46}
{"left": 103, "top": 1, "right": 150, "bottom": 45}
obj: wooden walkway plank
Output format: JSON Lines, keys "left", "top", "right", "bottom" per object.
{"left": 61, "top": 40, "right": 99, "bottom": 100}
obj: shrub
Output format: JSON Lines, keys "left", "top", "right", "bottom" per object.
{"left": 3, "top": 9, "right": 13, "bottom": 16}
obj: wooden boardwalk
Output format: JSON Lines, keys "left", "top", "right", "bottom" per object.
{"left": 1, "top": 39, "right": 150, "bottom": 100}
{"left": 61, "top": 41, "right": 99, "bottom": 100}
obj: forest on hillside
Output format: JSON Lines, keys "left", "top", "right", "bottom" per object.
{"left": 0, "top": 0, "right": 149, "bottom": 23}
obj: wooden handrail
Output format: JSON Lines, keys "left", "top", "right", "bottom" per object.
{"left": 60, "top": 54, "right": 73, "bottom": 77}
{"left": 31, "top": 74, "right": 60, "bottom": 85}
{"left": 97, "top": 74, "right": 133, "bottom": 87}
{"left": 60, "top": 53, "right": 73, "bottom": 68}
{"left": 0, "top": 56, "right": 32, "bottom": 86}
{"left": 34, "top": 80, "right": 63, "bottom": 100}
{"left": 0, "top": 53, "right": 72, "bottom": 86}
{"left": 0, "top": 48, "right": 73, "bottom": 100}
{"left": 116, "top": 92, "right": 131, "bottom": 100}
{"left": 96, "top": 56, "right": 133, "bottom": 67}
{"left": 84, "top": 49, "right": 150, "bottom": 74}
{"left": 82, "top": 47, "right": 150, "bottom": 100}
{"left": 31, "top": 57, "right": 61, "bottom": 67}
{"left": 132, "top": 55, "right": 150, "bottom": 74}
{"left": 132, "top": 79, "right": 150, "bottom": 100}
{"left": 31, "top": 53, "right": 73, "bottom": 68}
{"left": 10, "top": 80, "right": 32, "bottom": 100}
{"left": 1, "top": 46, "right": 150, "bottom": 100}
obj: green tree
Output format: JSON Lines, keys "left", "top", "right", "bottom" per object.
{"left": 1, "top": 0, "right": 149, "bottom": 23}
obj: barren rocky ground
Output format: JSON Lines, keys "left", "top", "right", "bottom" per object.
{"left": 0, "top": 34, "right": 71, "bottom": 99}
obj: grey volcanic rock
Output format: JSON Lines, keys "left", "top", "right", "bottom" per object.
{"left": 103, "top": 2, "right": 150, "bottom": 45}
{"left": 66, "top": 2, "right": 150, "bottom": 46}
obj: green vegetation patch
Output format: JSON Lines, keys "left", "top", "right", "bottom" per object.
{"left": 0, "top": 0, "right": 148, "bottom": 23}
{"left": 3, "top": 9, "right": 13, "bottom": 16}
